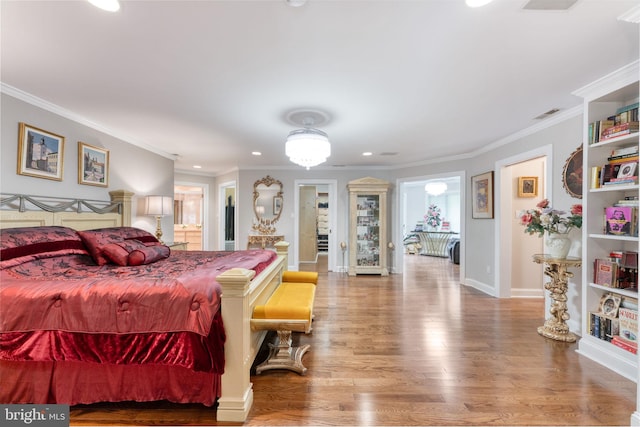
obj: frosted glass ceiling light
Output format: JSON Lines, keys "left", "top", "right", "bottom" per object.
{"left": 285, "top": 110, "right": 331, "bottom": 170}
{"left": 425, "top": 182, "right": 448, "bottom": 196}
{"left": 286, "top": 128, "right": 331, "bottom": 170}
{"left": 88, "top": 0, "right": 120, "bottom": 12}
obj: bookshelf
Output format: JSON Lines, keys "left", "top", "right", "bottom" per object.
{"left": 574, "top": 61, "right": 639, "bottom": 382}
{"left": 347, "top": 177, "right": 390, "bottom": 276}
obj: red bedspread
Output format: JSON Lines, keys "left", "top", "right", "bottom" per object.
{"left": 0, "top": 249, "right": 277, "bottom": 336}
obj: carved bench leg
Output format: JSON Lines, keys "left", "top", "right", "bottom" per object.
{"left": 255, "top": 330, "right": 310, "bottom": 375}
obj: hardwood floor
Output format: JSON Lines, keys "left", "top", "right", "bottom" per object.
{"left": 70, "top": 255, "right": 636, "bottom": 426}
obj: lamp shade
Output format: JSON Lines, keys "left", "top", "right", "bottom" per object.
{"left": 286, "top": 128, "right": 331, "bottom": 170}
{"left": 145, "top": 195, "right": 173, "bottom": 216}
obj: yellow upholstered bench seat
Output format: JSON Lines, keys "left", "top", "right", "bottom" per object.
{"left": 282, "top": 271, "right": 318, "bottom": 285}
{"left": 252, "top": 282, "right": 315, "bottom": 333}
{"left": 250, "top": 281, "right": 316, "bottom": 375}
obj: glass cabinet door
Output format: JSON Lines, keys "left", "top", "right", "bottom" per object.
{"left": 356, "top": 195, "right": 380, "bottom": 267}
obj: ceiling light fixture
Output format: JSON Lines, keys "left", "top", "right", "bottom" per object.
{"left": 286, "top": 128, "right": 331, "bottom": 170}
{"left": 425, "top": 182, "right": 448, "bottom": 196}
{"left": 285, "top": 110, "right": 331, "bottom": 170}
{"left": 88, "top": 0, "right": 121, "bottom": 12}
{"left": 465, "top": 0, "right": 494, "bottom": 7}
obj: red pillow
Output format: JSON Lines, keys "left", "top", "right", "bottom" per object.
{"left": 77, "top": 227, "right": 159, "bottom": 265}
{"left": 101, "top": 239, "right": 148, "bottom": 266}
{"left": 102, "top": 239, "right": 170, "bottom": 266}
{"left": 128, "top": 244, "right": 171, "bottom": 266}
{"left": 0, "top": 226, "right": 89, "bottom": 269}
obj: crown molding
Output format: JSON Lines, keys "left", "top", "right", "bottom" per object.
{"left": 1, "top": 82, "right": 177, "bottom": 161}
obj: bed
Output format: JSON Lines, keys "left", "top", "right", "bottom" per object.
{"left": 0, "top": 190, "right": 289, "bottom": 422}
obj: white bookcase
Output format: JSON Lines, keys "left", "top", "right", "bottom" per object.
{"left": 574, "top": 61, "right": 639, "bottom": 383}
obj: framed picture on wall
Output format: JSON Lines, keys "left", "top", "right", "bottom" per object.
{"left": 17, "top": 122, "right": 65, "bottom": 181}
{"left": 562, "top": 144, "right": 583, "bottom": 199}
{"left": 78, "top": 142, "right": 109, "bottom": 187}
{"left": 471, "top": 171, "right": 494, "bottom": 219}
{"left": 518, "top": 176, "right": 538, "bottom": 198}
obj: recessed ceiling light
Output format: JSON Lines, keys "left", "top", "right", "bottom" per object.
{"left": 192, "top": 165, "right": 202, "bottom": 169}
{"left": 88, "top": 0, "right": 120, "bottom": 12}
{"left": 286, "top": 0, "right": 307, "bottom": 7}
{"left": 362, "top": 152, "right": 373, "bottom": 156}
{"left": 466, "top": 0, "right": 494, "bottom": 7}
{"left": 252, "top": 151, "right": 262, "bottom": 156}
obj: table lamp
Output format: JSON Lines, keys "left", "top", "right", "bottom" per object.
{"left": 145, "top": 195, "right": 172, "bottom": 242}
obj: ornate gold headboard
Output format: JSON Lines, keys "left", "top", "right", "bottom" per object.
{"left": 0, "top": 190, "right": 133, "bottom": 230}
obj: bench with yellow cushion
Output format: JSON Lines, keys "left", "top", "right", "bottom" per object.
{"left": 251, "top": 281, "right": 316, "bottom": 375}
{"left": 282, "top": 270, "right": 318, "bottom": 285}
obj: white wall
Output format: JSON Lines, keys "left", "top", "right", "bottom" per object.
{"left": 1, "top": 93, "right": 175, "bottom": 240}
{"left": 511, "top": 158, "right": 545, "bottom": 296}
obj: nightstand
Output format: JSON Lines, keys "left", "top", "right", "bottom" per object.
{"left": 167, "top": 242, "right": 189, "bottom": 251}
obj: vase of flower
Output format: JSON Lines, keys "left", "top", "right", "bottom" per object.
{"left": 519, "top": 199, "right": 582, "bottom": 259}
{"left": 424, "top": 204, "right": 442, "bottom": 232}
{"left": 545, "top": 233, "right": 572, "bottom": 259}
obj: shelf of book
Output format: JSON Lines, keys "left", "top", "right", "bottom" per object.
{"left": 590, "top": 184, "right": 639, "bottom": 193}
{"left": 588, "top": 234, "right": 639, "bottom": 242}
{"left": 575, "top": 62, "right": 639, "bottom": 385}
{"left": 589, "top": 282, "right": 638, "bottom": 299}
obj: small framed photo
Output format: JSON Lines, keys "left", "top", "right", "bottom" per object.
{"left": 518, "top": 176, "right": 538, "bottom": 198}
{"left": 17, "top": 122, "right": 65, "bottom": 181}
{"left": 471, "top": 171, "right": 494, "bottom": 219}
{"left": 273, "top": 195, "right": 283, "bottom": 216}
{"left": 599, "top": 293, "right": 621, "bottom": 318}
{"left": 78, "top": 142, "right": 109, "bottom": 187}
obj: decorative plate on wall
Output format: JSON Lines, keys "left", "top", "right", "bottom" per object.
{"left": 562, "top": 145, "right": 583, "bottom": 199}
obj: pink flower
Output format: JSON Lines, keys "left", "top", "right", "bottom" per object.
{"left": 520, "top": 213, "right": 533, "bottom": 226}
{"left": 536, "top": 199, "right": 549, "bottom": 209}
{"left": 570, "top": 204, "right": 582, "bottom": 216}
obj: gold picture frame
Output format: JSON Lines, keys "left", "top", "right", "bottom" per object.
{"left": 17, "top": 122, "right": 65, "bottom": 181}
{"left": 562, "top": 144, "right": 583, "bottom": 199}
{"left": 471, "top": 171, "right": 494, "bottom": 219}
{"left": 518, "top": 176, "right": 538, "bottom": 198}
{"left": 78, "top": 142, "right": 109, "bottom": 187}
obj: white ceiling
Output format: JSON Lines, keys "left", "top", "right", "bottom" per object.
{"left": 1, "top": 0, "right": 639, "bottom": 175}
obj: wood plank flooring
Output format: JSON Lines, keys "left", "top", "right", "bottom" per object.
{"left": 70, "top": 255, "right": 636, "bottom": 426}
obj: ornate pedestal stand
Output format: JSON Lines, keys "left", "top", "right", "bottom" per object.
{"left": 532, "top": 254, "right": 582, "bottom": 343}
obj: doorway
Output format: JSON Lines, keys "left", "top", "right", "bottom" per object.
{"left": 294, "top": 179, "right": 338, "bottom": 272}
{"left": 395, "top": 173, "right": 464, "bottom": 277}
{"left": 174, "top": 183, "right": 207, "bottom": 250}
{"left": 496, "top": 145, "right": 552, "bottom": 298}
{"left": 218, "top": 181, "right": 236, "bottom": 251}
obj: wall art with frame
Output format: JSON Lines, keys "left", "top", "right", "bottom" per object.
{"left": 518, "top": 176, "right": 538, "bottom": 198}
{"left": 78, "top": 142, "right": 109, "bottom": 187}
{"left": 17, "top": 122, "right": 65, "bottom": 181}
{"left": 471, "top": 171, "right": 494, "bottom": 219}
{"left": 562, "top": 144, "right": 583, "bottom": 199}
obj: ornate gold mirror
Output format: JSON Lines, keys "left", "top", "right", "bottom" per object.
{"left": 253, "top": 175, "right": 283, "bottom": 234}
